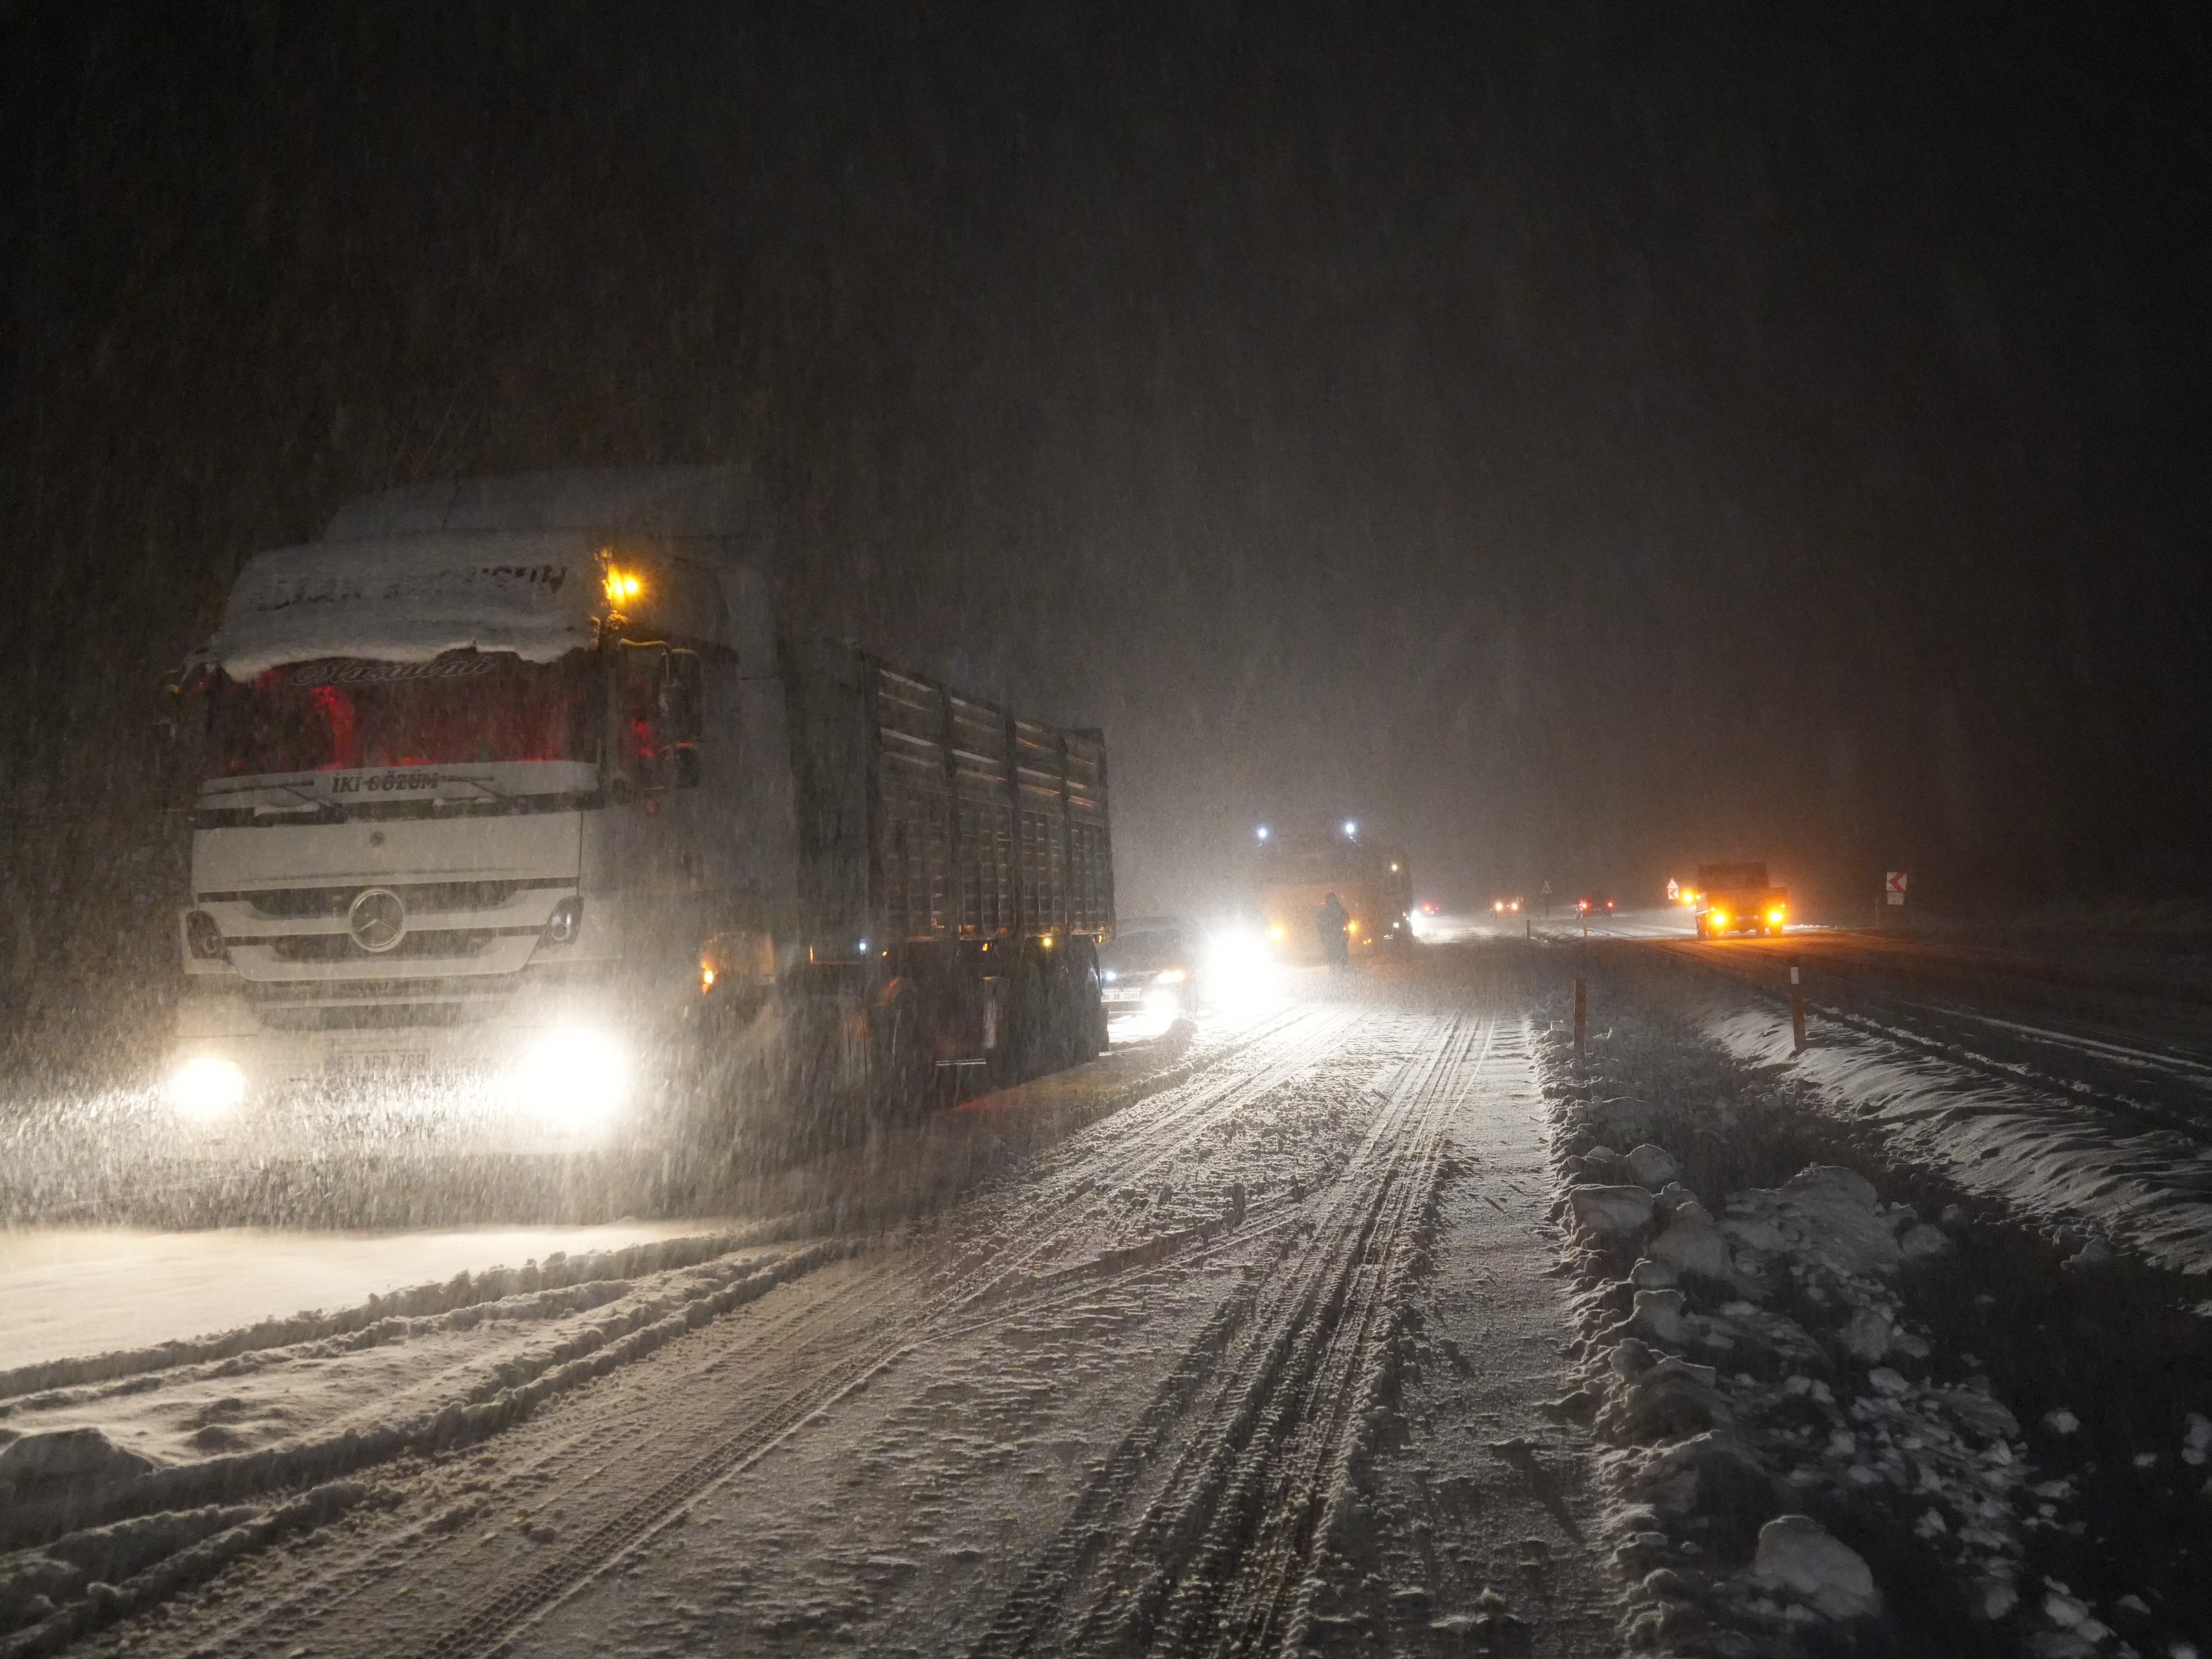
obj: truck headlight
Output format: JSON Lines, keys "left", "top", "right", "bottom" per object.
{"left": 184, "top": 909, "right": 228, "bottom": 962}
{"left": 168, "top": 1056, "right": 246, "bottom": 1121}
{"left": 506, "top": 1028, "right": 627, "bottom": 1132}
{"left": 542, "top": 896, "right": 583, "bottom": 946}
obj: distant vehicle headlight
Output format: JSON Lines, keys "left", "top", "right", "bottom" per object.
{"left": 506, "top": 1028, "right": 628, "bottom": 1132}
{"left": 1710, "top": 911, "right": 1730, "bottom": 930}
{"left": 1767, "top": 907, "right": 1785, "bottom": 925}
{"left": 168, "top": 1056, "right": 245, "bottom": 1122}
{"left": 1154, "top": 967, "right": 1186, "bottom": 984}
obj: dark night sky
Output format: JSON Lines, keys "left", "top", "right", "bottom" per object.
{"left": 4, "top": 2, "right": 2210, "bottom": 979}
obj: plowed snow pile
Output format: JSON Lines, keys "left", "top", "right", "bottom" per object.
{"left": 1535, "top": 1002, "right": 2207, "bottom": 1657}
{"left": 1707, "top": 1002, "right": 2212, "bottom": 1277}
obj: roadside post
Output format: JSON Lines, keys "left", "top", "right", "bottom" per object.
{"left": 1574, "top": 976, "right": 1588, "bottom": 1052}
{"left": 1883, "top": 871, "right": 1907, "bottom": 928}
{"left": 1789, "top": 959, "right": 1806, "bottom": 1053}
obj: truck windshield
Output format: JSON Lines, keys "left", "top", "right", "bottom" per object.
{"left": 204, "top": 650, "right": 598, "bottom": 776}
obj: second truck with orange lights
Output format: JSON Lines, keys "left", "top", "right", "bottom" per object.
{"left": 1691, "top": 861, "right": 1788, "bottom": 938}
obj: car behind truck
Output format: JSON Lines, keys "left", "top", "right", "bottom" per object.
{"left": 1693, "top": 861, "right": 1788, "bottom": 938}
{"left": 165, "top": 466, "right": 1112, "bottom": 1139}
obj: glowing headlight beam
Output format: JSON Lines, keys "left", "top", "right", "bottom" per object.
{"left": 506, "top": 1029, "right": 629, "bottom": 1134}
{"left": 169, "top": 1056, "right": 246, "bottom": 1123}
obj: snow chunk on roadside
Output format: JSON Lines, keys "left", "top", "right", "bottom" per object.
{"left": 1753, "top": 1514, "right": 1881, "bottom": 1620}
{"left": 1626, "top": 1144, "right": 1683, "bottom": 1189}
{"left": 1647, "top": 1202, "right": 1733, "bottom": 1282}
{"left": 1568, "top": 1184, "right": 1656, "bottom": 1245}
{"left": 1722, "top": 1165, "right": 1905, "bottom": 1280}
{"left": 0, "top": 1429, "right": 152, "bottom": 1495}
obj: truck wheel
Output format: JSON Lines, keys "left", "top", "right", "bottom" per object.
{"left": 871, "top": 988, "right": 934, "bottom": 1117}
{"left": 1057, "top": 952, "right": 1105, "bottom": 1064}
{"left": 1039, "top": 961, "right": 1078, "bottom": 1071}
{"left": 1000, "top": 954, "right": 1051, "bottom": 1085}
{"left": 1083, "top": 957, "right": 1108, "bottom": 1054}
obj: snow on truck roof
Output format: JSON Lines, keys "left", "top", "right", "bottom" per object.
{"left": 203, "top": 468, "right": 768, "bottom": 679}
{"left": 205, "top": 530, "right": 606, "bottom": 679}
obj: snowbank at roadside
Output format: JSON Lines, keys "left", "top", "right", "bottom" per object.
{"left": 1535, "top": 1015, "right": 2204, "bottom": 1656}
{"left": 0, "top": 1219, "right": 757, "bottom": 1379}
{"left": 1707, "top": 1003, "right": 2212, "bottom": 1277}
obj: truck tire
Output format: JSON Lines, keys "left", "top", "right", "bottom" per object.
{"left": 1000, "top": 953, "right": 1051, "bottom": 1085}
{"left": 1057, "top": 955, "right": 1106, "bottom": 1070}
{"left": 870, "top": 985, "right": 934, "bottom": 1117}
{"left": 1084, "top": 957, "right": 1109, "bottom": 1055}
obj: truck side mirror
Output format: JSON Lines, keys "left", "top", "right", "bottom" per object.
{"left": 155, "top": 667, "right": 211, "bottom": 807}
{"left": 660, "top": 650, "right": 703, "bottom": 790}
{"left": 613, "top": 641, "right": 703, "bottom": 794}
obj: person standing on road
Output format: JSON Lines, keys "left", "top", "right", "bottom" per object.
{"left": 1316, "top": 892, "right": 1351, "bottom": 970}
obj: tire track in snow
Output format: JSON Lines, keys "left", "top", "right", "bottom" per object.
{"left": 48, "top": 1000, "right": 1374, "bottom": 1659}
{"left": 22, "top": 1004, "right": 1351, "bottom": 1657}
{"left": 391, "top": 1000, "right": 1372, "bottom": 1659}
{"left": 970, "top": 1013, "right": 1495, "bottom": 1658}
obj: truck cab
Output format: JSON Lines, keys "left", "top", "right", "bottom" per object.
{"left": 165, "top": 468, "right": 794, "bottom": 1136}
{"left": 162, "top": 468, "right": 1115, "bottom": 1142}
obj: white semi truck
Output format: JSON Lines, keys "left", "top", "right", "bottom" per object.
{"left": 164, "top": 467, "right": 1113, "bottom": 1139}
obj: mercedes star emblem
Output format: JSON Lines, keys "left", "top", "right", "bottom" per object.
{"left": 347, "top": 887, "right": 408, "bottom": 953}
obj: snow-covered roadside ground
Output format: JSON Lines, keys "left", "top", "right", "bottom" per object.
{"left": 0, "top": 1220, "right": 740, "bottom": 1374}
{"left": 1700, "top": 998, "right": 2212, "bottom": 1277}
{"left": 1532, "top": 974, "right": 2211, "bottom": 1658}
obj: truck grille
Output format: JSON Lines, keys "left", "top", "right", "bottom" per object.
{"left": 245, "top": 971, "right": 522, "bottom": 1030}
{"left": 204, "top": 878, "right": 566, "bottom": 919}
{"left": 267, "top": 929, "right": 505, "bottom": 962}
{"left": 257, "top": 1003, "right": 479, "bottom": 1031}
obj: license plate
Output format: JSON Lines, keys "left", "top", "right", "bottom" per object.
{"left": 325, "top": 1051, "right": 430, "bottom": 1080}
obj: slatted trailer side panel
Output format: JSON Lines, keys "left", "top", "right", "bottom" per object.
{"left": 781, "top": 642, "right": 1112, "bottom": 955}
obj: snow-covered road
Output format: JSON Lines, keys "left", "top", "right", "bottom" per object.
{"left": 14, "top": 936, "right": 2209, "bottom": 1657}
{"left": 5, "top": 956, "right": 1616, "bottom": 1658}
